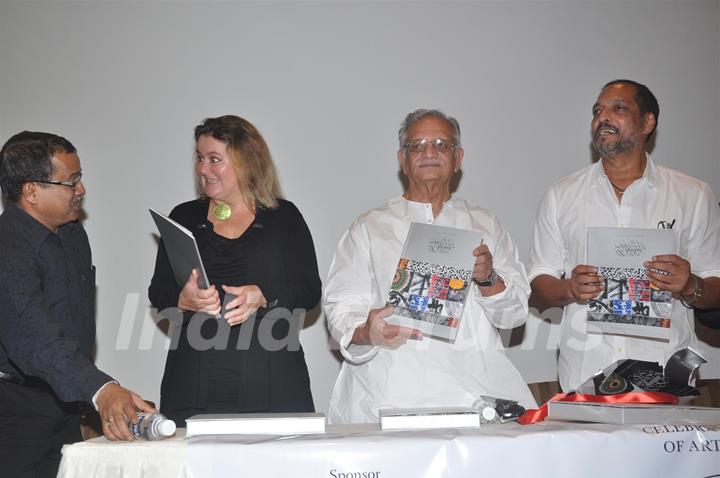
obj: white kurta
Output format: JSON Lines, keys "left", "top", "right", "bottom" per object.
{"left": 528, "top": 156, "right": 720, "bottom": 391}
{"left": 324, "top": 196, "right": 537, "bottom": 424}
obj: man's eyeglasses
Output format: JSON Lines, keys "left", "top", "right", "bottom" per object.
{"left": 28, "top": 174, "right": 83, "bottom": 189}
{"left": 404, "top": 138, "right": 455, "bottom": 154}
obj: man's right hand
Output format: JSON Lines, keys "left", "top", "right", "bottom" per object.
{"left": 96, "top": 383, "right": 156, "bottom": 441}
{"left": 567, "top": 264, "right": 604, "bottom": 304}
{"left": 351, "top": 305, "right": 422, "bottom": 348}
{"left": 177, "top": 269, "right": 221, "bottom": 315}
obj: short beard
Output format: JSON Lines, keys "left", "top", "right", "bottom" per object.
{"left": 593, "top": 136, "right": 635, "bottom": 159}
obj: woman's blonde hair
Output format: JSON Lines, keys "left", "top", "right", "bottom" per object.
{"left": 195, "top": 115, "right": 281, "bottom": 210}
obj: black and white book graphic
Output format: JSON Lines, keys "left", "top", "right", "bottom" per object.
{"left": 385, "top": 223, "right": 482, "bottom": 341}
{"left": 586, "top": 227, "right": 676, "bottom": 340}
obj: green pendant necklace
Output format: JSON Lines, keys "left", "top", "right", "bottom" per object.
{"left": 213, "top": 202, "right": 232, "bottom": 221}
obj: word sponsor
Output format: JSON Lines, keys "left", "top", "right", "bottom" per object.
{"left": 329, "top": 470, "right": 381, "bottom": 478}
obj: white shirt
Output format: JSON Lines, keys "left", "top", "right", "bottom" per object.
{"left": 324, "top": 196, "right": 537, "bottom": 424}
{"left": 528, "top": 156, "right": 720, "bottom": 391}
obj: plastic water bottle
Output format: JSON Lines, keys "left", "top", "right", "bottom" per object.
{"left": 473, "top": 396, "right": 500, "bottom": 423}
{"left": 131, "top": 412, "right": 176, "bottom": 440}
{"left": 472, "top": 395, "right": 527, "bottom": 423}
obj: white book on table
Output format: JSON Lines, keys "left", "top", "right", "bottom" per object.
{"left": 547, "top": 401, "right": 720, "bottom": 425}
{"left": 379, "top": 407, "right": 480, "bottom": 430}
{"left": 185, "top": 412, "right": 326, "bottom": 436}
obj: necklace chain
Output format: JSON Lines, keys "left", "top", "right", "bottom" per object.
{"left": 609, "top": 180, "right": 626, "bottom": 194}
{"left": 608, "top": 176, "right": 642, "bottom": 195}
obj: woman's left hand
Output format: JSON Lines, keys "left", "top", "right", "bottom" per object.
{"left": 222, "top": 285, "right": 268, "bottom": 326}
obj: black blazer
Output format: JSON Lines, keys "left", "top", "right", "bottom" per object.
{"left": 148, "top": 198, "right": 321, "bottom": 414}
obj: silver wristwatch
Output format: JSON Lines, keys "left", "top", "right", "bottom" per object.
{"left": 477, "top": 269, "right": 498, "bottom": 287}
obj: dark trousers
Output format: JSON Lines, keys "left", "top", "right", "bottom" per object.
{"left": 0, "top": 380, "right": 82, "bottom": 478}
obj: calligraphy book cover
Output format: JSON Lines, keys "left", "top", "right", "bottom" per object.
{"left": 586, "top": 227, "right": 676, "bottom": 340}
{"left": 385, "top": 222, "right": 482, "bottom": 341}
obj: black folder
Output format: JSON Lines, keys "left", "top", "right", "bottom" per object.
{"left": 149, "top": 208, "right": 210, "bottom": 289}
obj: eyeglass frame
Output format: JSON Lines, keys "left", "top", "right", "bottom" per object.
{"left": 403, "top": 137, "right": 457, "bottom": 154}
{"left": 27, "top": 174, "right": 83, "bottom": 189}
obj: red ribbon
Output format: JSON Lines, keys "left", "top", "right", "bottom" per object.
{"left": 517, "top": 391, "right": 680, "bottom": 425}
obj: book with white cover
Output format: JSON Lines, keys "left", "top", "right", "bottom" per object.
{"left": 586, "top": 227, "right": 676, "bottom": 340}
{"left": 547, "top": 401, "right": 720, "bottom": 425}
{"left": 385, "top": 223, "right": 482, "bottom": 341}
{"left": 379, "top": 407, "right": 481, "bottom": 430}
{"left": 185, "top": 412, "right": 326, "bottom": 436}
{"left": 149, "top": 208, "right": 210, "bottom": 289}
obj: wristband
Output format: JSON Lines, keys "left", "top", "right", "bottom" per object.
{"left": 680, "top": 274, "right": 703, "bottom": 308}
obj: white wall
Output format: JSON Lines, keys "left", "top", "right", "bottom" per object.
{"left": 1, "top": 0, "right": 718, "bottom": 411}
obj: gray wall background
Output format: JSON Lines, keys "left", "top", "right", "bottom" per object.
{"left": 1, "top": 0, "right": 718, "bottom": 411}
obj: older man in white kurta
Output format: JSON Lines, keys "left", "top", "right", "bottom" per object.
{"left": 324, "top": 109, "right": 536, "bottom": 424}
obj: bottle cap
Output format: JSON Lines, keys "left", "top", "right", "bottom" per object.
{"left": 482, "top": 407, "right": 497, "bottom": 421}
{"left": 159, "top": 419, "right": 177, "bottom": 436}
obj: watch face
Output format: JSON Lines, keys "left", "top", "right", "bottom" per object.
{"left": 478, "top": 270, "right": 497, "bottom": 287}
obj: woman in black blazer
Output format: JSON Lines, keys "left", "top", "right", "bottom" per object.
{"left": 149, "top": 115, "right": 321, "bottom": 427}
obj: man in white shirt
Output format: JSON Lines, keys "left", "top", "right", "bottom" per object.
{"left": 528, "top": 80, "right": 720, "bottom": 392}
{"left": 324, "top": 109, "right": 536, "bottom": 424}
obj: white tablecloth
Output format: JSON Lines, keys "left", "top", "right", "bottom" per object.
{"left": 59, "top": 422, "right": 720, "bottom": 478}
{"left": 59, "top": 429, "right": 190, "bottom": 478}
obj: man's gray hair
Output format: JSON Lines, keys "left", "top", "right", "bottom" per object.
{"left": 398, "top": 109, "right": 462, "bottom": 149}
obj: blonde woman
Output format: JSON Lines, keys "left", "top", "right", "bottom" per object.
{"left": 149, "top": 115, "right": 320, "bottom": 427}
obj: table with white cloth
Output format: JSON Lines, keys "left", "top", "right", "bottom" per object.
{"left": 58, "top": 422, "right": 720, "bottom": 478}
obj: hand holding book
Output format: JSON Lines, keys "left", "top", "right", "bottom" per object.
{"left": 221, "top": 284, "right": 267, "bottom": 326}
{"left": 567, "top": 255, "right": 694, "bottom": 305}
{"left": 384, "top": 223, "right": 482, "bottom": 341}
{"left": 352, "top": 305, "right": 422, "bottom": 348}
{"left": 178, "top": 269, "right": 221, "bottom": 315}
{"left": 472, "top": 242, "right": 506, "bottom": 295}
{"left": 585, "top": 227, "right": 676, "bottom": 340}
{"left": 643, "top": 254, "right": 693, "bottom": 298}
{"left": 567, "top": 264, "right": 604, "bottom": 304}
